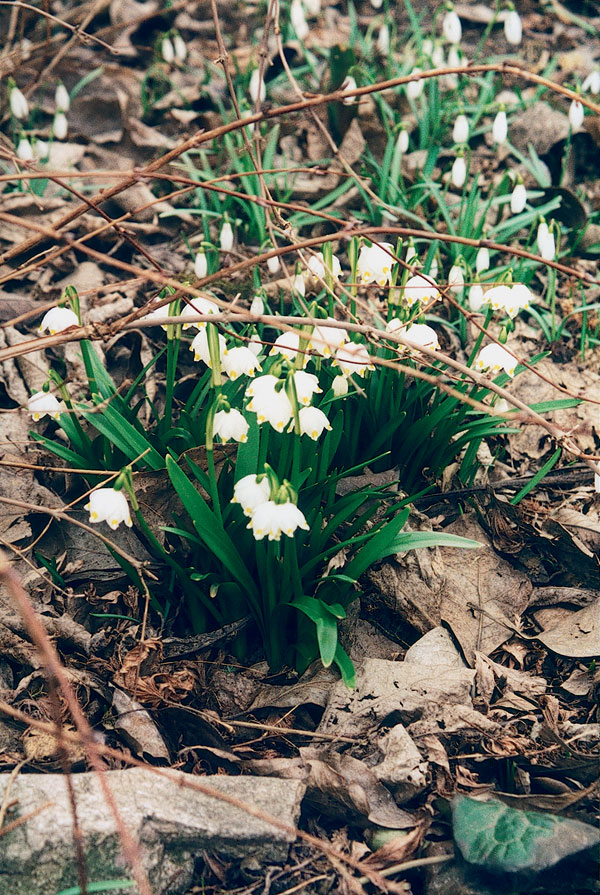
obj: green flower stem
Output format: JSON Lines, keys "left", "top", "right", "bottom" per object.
{"left": 206, "top": 322, "right": 223, "bottom": 390}
{"left": 467, "top": 306, "right": 494, "bottom": 367}
{"left": 204, "top": 404, "right": 223, "bottom": 526}
{"left": 162, "top": 317, "right": 181, "bottom": 438}
{"left": 548, "top": 265, "right": 558, "bottom": 342}
{"left": 322, "top": 242, "right": 335, "bottom": 317}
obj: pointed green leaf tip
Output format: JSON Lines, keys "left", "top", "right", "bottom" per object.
{"left": 452, "top": 795, "right": 599, "bottom": 874}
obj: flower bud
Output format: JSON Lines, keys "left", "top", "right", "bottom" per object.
{"left": 492, "top": 109, "right": 508, "bottom": 145}
{"left": 173, "top": 33, "right": 187, "bottom": 62}
{"left": 249, "top": 68, "right": 266, "bottom": 105}
{"left": 10, "top": 86, "right": 29, "bottom": 120}
{"left": 452, "top": 113, "right": 469, "bottom": 144}
{"left": 55, "top": 83, "right": 70, "bottom": 112}
{"left": 53, "top": 111, "right": 68, "bottom": 140}
{"left": 290, "top": 0, "right": 309, "bottom": 39}
{"left": 220, "top": 220, "right": 234, "bottom": 252}
{"left": 451, "top": 155, "right": 466, "bottom": 188}
{"left": 510, "top": 181, "right": 527, "bottom": 214}
{"left": 569, "top": 99, "right": 584, "bottom": 130}
{"left": 442, "top": 8, "right": 462, "bottom": 45}
{"left": 17, "top": 136, "right": 33, "bottom": 161}
{"left": 194, "top": 249, "right": 207, "bottom": 279}
{"left": 503, "top": 9, "right": 522, "bottom": 46}
{"left": 161, "top": 37, "right": 175, "bottom": 64}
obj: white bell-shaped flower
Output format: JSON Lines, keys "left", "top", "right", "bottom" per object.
{"left": 569, "top": 99, "right": 584, "bottom": 130}
{"left": 53, "top": 111, "right": 68, "bottom": 140}
{"left": 249, "top": 68, "right": 266, "bottom": 105}
{"left": 55, "top": 83, "right": 70, "bottom": 112}
{"left": 453, "top": 113, "right": 469, "bottom": 144}
{"left": 250, "top": 295, "right": 265, "bottom": 316}
{"left": 219, "top": 221, "right": 234, "bottom": 252}
{"left": 483, "top": 284, "right": 512, "bottom": 313}
{"left": 510, "top": 181, "right": 527, "bottom": 214}
{"left": 246, "top": 375, "right": 294, "bottom": 432}
{"left": 357, "top": 242, "right": 396, "bottom": 286}
{"left": 267, "top": 254, "right": 281, "bottom": 274}
{"left": 307, "top": 252, "right": 341, "bottom": 282}
{"left": 492, "top": 109, "right": 508, "bottom": 145}
{"left": 213, "top": 408, "right": 249, "bottom": 443}
{"left": 475, "top": 343, "right": 517, "bottom": 377}
{"left": 194, "top": 249, "right": 207, "bottom": 279}
{"left": 397, "top": 128, "right": 409, "bottom": 153}
{"left": 448, "top": 263, "right": 465, "bottom": 292}
{"left": 444, "top": 45, "right": 461, "bottom": 88}
{"left": 173, "top": 33, "right": 188, "bottom": 62}
{"left": 34, "top": 139, "right": 48, "bottom": 159}
{"left": 248, "top": 500, "right": 309, "bottom": 541}
{"left": 39, "top": 307, "right": 79, "bottom": 334}
{"left": 290, "top": 0, "right": 309, "bottom": 39}
{"left": 582, "top": 70, "right": 600, "bottom": 94}
{"left": 451, "top": 155, "right": 466, "bottom": 188}
{"left": 335, "top": 342, "right": 373, "bottom": 377}
{"left": 190, "top": 328, "right": 227, "bottom": 365}
{"left": 331, "top": 374, "right": 349, "bottom": 396}
{"left": 269, "top": 331, "right": 304, "bottom": 362}
{"left": 180, "top": 296, "right": 218, "bottom": 329}
{"left": 86, "top": 488, "right": 133, "bottom": 530}
{"left": 402, "top": 274, "right": 440, "bottom": 306}
{"left": 406, "top": 68, "right": 424, "bottom": 99}
{"left": 296, "top": 406, "right": 332, "bottom": 440}
{"left": 232, "top": 473, "right": 271, "bottom": 517}
{"left": 222, "top": 345, "right": 261, "bottom": 380}
{"left": 27, "top": 391, "right": 64, "bottom": 421}
{"left": 341, "top": 76, "right": 357, "bottom": 106}
{"left": 292, "top": 370, "right": 322, "bottom": 405}
{"left": 161, "top": 37, "right": 175, "bottom": 64}
{"left": 17, "top": 137, "right": 33, "bottom": 161}
{"left": 442, "top": 8, "right": 462, "bottom": 45}
{"left": 469, "top": 283, "right": 484, "bottom": 312}
{"left": 293, "top": 273, "right": 306, "bottom": 296}
{"left": 10, "top": 86, "right": 29, "bottom": 120}
{"left": 370, "top": 0, "right": 383, "bottom": 7}
{"left": 503, "top": 9, "right": 522, "bottom": 45}
{"left": 377, "top": 23, "right": 390, "bottom": 55}
{"left": 311, "top": 319, "right": 348, "bottom": 357}
{"left": 537, "top": 220, "right": 555, "bottom": 261}
{"left": 475, "top": 246, "right": 490, "bottom": 273}
{"left": 387, "top": 319, "right": 439, "bottom": 350}
{"left": 507, "top": 283, "right": 531, "bottom": 318}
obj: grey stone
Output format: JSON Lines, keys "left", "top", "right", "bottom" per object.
{"left": 0, "top": 768, "right": 305, "bottom": 895}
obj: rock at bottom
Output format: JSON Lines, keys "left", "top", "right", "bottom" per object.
{"left": 0, "top": 768, "right": 305, "bottom": 895}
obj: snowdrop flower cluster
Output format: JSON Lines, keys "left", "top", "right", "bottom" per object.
{"left": 232, "top": 474, "right": 309, "bottom": 541}
{"left": 475, "top": 343, "right": 517, "bottom": 377}
{"left": 86, "top": 488, "right": 133, "bottom": 530}
{"left": 39, "top": 306, "right": 79, "bottom": 334}
{"left": 483, "top": 283, "right": 531, "bottom": 319}
{"left": 27, "top": 391, "right": 64, "bottom": 421}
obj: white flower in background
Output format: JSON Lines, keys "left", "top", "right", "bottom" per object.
{"left": 483, "top": 284, "right": 511, "bottom": 313}
{"left": 86, "top": 488, "right": 133, "bottom": 530}
{"left": 387, "top": 319, "right": 439, "bottom": 350}
{"left": 442, "top": 7, "right": 462, "bottom": 44}
{"left": 402, "top": 273, "right": 440, "bottom": 306}
{"left": 194, "top": 249, "right": 207, "bottom": 279}
{"left": 432, "top": 42, "right": 446, "bottom": 69}
{"left": 34, "top": 139, "right": 48, "bottom": 159}
{"left": 331, "top": 374, "right": 349, "bottom": 396}
{"left": 249, "top": 68, "right": 266, "bottom": 104}
{"left": 10, "top": 86, "right": 28, "bottom": 120}
{"left": 173, "top": 33, "right": 187, "bottom": 62}
{"left": 510, "top": 181, "right": 527, "bottom": 214}
{"left": 304, "top": 0, "right": 321, "bottom": 15}
{"left": 335, "top": 342, "right": 373, "bottom": 377}
{"left": 246, "top": 375, "right": 294, "bottom": 431}
{"left": 267, "top": 254, "right": 281, "bottom": 274}
{"left": 495, "top": 399, "right": 510, "bottom": 413}
{"left": 232, "top": 473, "right": 271, "bottom": 517}
{"left": 222, "top": 345, "right": 261, "bottom": 380}
{"left": 39, "top": 306, "right": 79, "bottom": 334}
{"left": 370, "top": 0, "right": 383, "bottom": 8}
{"left": 55, "top": 83, "right": 70, "bottom": 112}
{"left": 307, "top": 252, "right": 341, "bottom": 282}
{"left": 357, "top": 242, "right": 396, "bottom": 286}
{"left": 53, "top": 111, "right": 68, "bottom": 140}
{"left": 537, "top": 220, "right": 555, "bottom": 261}
{"left": 508, "top": 283, "right": 531, "bottom": 317}
{"left": 213, "top": 408, "right": 249, "bottom": 443}
{"left": 161, "top": 36, "right": 175, "bottom": 64}
{"left": 397, "top": 128, "right": 409, "bottom": 153}
{"left": 219, "top": 220, "right": 234, "bottom": 252}
{"left": 405, "top": 240, "right": 418, "bottom": 266}
{"left": 341, "top": 75, "right": 358, "bottom": 106}
{"left": 428, "top": 255, "right": 439, "bottom": 279}
{"left": 377, "top": 23, "right": 390, "bottom": 55}
{"left": 482, "top": 283, "right": 530, "bottom": 318}
{"left": 290, "top": 0, "right": 309, "bottom": 39}
{"left": 311, "top": 319, "right": 348, "bottom": 357}
{"left": 296, "top": 406, "right": 332, "bottom": 440}
{"left": 17, "top": 136, "right": 33, "bottom": 161}
{"left": 453, "top": 113, "right": 469, "bottom": 144}
{"left": 582, "top": 70, "right": 600, "bottom": 94}
{"left": 476, "top": 246, "right": 490, "bottom": 273}
{"left": 250, "top": 294, "right": 265, "bottom": 316}
{"left": 293, "top": 272, "right": 306, "bottom": 296}
{"left": 444, "top": 45, "right": 461, "bottom": 87}
{"left": 180, "top": 296, "right": 218, "bottom": 329}
{"left": 190, "top": 328, "right": 227, "bottom": 365}
{"left": 406, "top": 68, "right": 424, "bottom": 99}
{"left": 448, "top": 262, "right": 465, "bottom": 292}
{"left": 248, "top": 335, "right": 263, "bottom": 356}
{"left": 27, "top": 391, "right": 64, "bottom": 421}
{"left": 475, "top": 343, "right": 517, "bottom": 377}
{"left": 270, "top": 331, "right": 304, "bottom": 363}
{"left": 248, "top": 499, "right": 309, "bottom": 541}
{"left": 451, "top": 155, "right": 466, "bottom": 188}
{"left": 469, "top": 282, "right": 484, "bottom": 312}
{"left": 492, "top": 109, "right": 508, "bottom": 144}
{"left": 503, "top": 9, "right": 522, "bottom": 45}
{"left": 290, "top": 370, "right": 320, "bottom": 406}
{"left": 569, "top": 99, "right": 584, "bottom": 130}
{"left": 594, "top": 472, "right": 600, "bottom": 492}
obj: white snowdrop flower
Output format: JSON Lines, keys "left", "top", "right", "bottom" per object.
{"left": 492, "top": 109, "right": 508, "bottom": 145}
{"left": 377, "top": 23, "right": 390, "bottom": 56}
{"left": 246, "top": 373, "right": 278, "bottom": 399}
{"left": 39, "top": 307, "right": 79, "bottom": 334}
{"left": 442, "top": 8, "right": 462, "bottom": 45}
{"left": 249, "top": 68, "right": 266, "bottom": 105}
{"left": 161, "top": 36, "right": 175, "bottom": 64}
{"left": 267, "top": 254, "right": 281, "bottom": 274}
{"left": 335, "top": 342, "right": 373, "bottom": 378}
{"left": 296, "top": 405, "right": 332, "bottom": 440}
{"left": 444, "top": 46, "right": 460, "bottom": 87}
{"left": 17, "top": 136, "right": 33, "bottom": 161}
{"left": 582, "top": 70, "right": 600, "bottom": 94}
{"left": 569, "top": 99, "right": 584, "bottom": 130}
{"left": 213, "top": 408, "right": 249, "bottom": 443}
{"left": 250, "top": 294, "right": 265, "bottom": 316}
{"left": 405, "top": 241, "right": 418, "bottom": 266}
{"left": 331, "top": 374, "right": 349, "bottom": 397}
{"left": 53, "top": 111, "right": 68, "bottom": 140}
{"left": 594, "top": 472, "right": 600, "bottom": 493}
{"left": 448, "top": 263, "right": 465, "bottom": 292}
{"left": 476, "top": 246, "right": 490, "bottom": 273}
{"left": 432, "top": 43, "right": 446, "bottom": 68}
{"left": 55, "top": 83, "right": 70, "bottom": 112}
{"left": 357, "top": 242, "right": 396, "bottom": 286}
{"left": 270, "top": 331, "right": 304, "bottom": 363}
{"left": 293, "top": 370, "right": 322, "bottom": 405}
{"left": 246, "top": 377, "right": 293, "bottom": 432}
{"left": 406, "top": 68, "right": 424, "bottom": 99}
{"left": 307, "top": 252, "right": 341, "bottom": 282}
{"left": 194, "top": 249, "right": 207, "bottom": 279}
{"left": 507, "top": 283, "right": 531, "bottom": 318}
{"left": 402, "top": 274, "right": 440, "bottom": 306}
{"left": 428, "top": 256, "right": 439, "bottom": 279}
{"left": 293, "top": 272, "right": 306, "bottom": 296}
{"left": 495, "top": 399, "right": 510, "bottom": 413}
{"left": 304, "top": 0, "right": 321, "bottom": 15}
{"left": 232, "top": 473, "right": 271, "bottom": 517}
{"left": 469, "top": 283, "right": 484, "bottom": 312}
{"left": 451, "top": 155, "right": 466, "bottom": 188}
{"left": 397, "top": 128, "right": 409, "bottom": 153}
{"left": 290, "top": 0, "right": 309, "bottom": 39}
{"left": 370, "top": 0, "right": 384, "bottom": 8}
{"left": 311, "top": 319, "right": 348, "bottom": 357}
{"left": 341, "top": 75, "right": 358, "bottom": 106}
{"left": 190, "top": 328, "right": 227, "bottom": 365}
{"left": 219, "top": 221, "right": 234, "bottom": 252}
{"left": 453, "top": 113, "right": 469, "bottom": 144}
{"left": 537, "top": 220, "right": 555, "bottom": 261}
{"left": 248, "top": 335, "right": 264, "bottom": 356}
{"left": 475, "top": 343, "right": 517, "bottom": 377}
{"left": 34, "top": 139, "right": 48, "bottom": 159}
{"left": 248, "top": 500, "right": 309, "bottom": 541}
{"left": 483, "top": 284, "right": 512, "bottom": 313}
{"left": 510, "top": 181, "right": 527, "bottom": 214}
{"left": 10, "top": 86, "right": 28, "bottom": 120}
{"left": 503, "top": 9, "right": 522, "bottom": 45}
{"left": 387, "top": 319, "right": 439, "bottom": 350}
{"left": 86, "top": 488, "right": 133, "bottom": 530}
{"left": 222, "top": 346, "right": 261, "bottom": 380}
{"left": 173, "top": 33, "right": 187, "bottom": 62}
{"left": 180, "top": 296, "right": 218, "bottom": 329}
{"left": 27, "top": 391, "right": 64, "bottom": 421}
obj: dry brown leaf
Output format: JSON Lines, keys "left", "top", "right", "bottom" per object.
{"left": 112, "top": 687, "right": 170, "bottom": 761}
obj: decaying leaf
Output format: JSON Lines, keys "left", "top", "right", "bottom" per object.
{"left": 536, "top": 600, "right": 600, "bottom": 658}
{"left": 112, "top": 687, "right": 170, "bottom": 761}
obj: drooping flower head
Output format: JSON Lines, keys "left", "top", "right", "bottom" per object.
{"left": 86, "top": 488, "right": 133, "bottom": 530}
